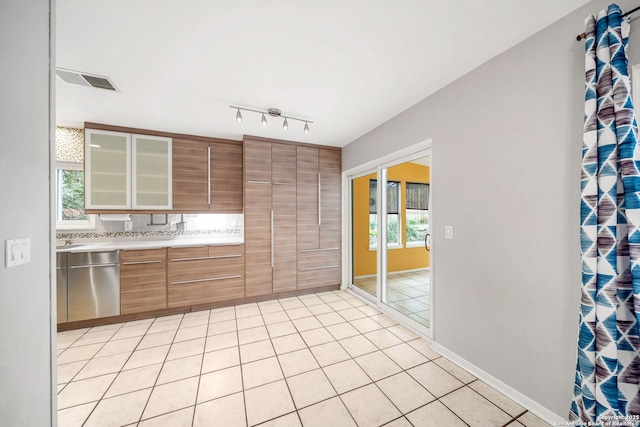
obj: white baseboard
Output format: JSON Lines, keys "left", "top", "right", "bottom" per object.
{"left": 431, "top": 343, "right": 568, "bottom": 425}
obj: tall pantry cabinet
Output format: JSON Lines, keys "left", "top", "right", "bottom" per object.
{"left": 296, "top": 147, "right": 342, "bottom": 289}
{"left": 243, "top": 138, "right": 298, "bottom": 297}
{"left": 244, "top": 136, "right": 341, "bottom": 297}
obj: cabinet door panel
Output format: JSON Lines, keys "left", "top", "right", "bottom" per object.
{"left": 132, "top": 134, "right": 172, "bottom": 209}
{"left": 85, "top": 129, "right": 131, "bottom": 209}
{"left": 296, "top": 147, "right": 319, "bottom": 185}
{"left": 319, "top": 149, "right": 342, "bottom": 250}
{"left": 120, "top": 249, "right": 167, "bottom": 314}
{"left": 245, "top": 181, "right": 272, "bottom": 297}
{"left": 272, "top": 144, "right": 296, "bottom": 184}
{"left": 244, "top": 243, "right": 273, "bottom": 297}
{"left": 244, "top": 139, "right": 272, "bottom": 183}
{"left": 297, "top": 183, "right": 320, "bottom": 250}
{"left": 172, "top": 139, "right": 209, "bottom": 211}
{"left": 273, "top": 183, "right": 297, "bottom": 293}
{"left": 211, "top": 142, "right": 243, "bottom": 213}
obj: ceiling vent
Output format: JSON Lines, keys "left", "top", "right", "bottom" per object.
{"left": 55, "top": 68, "right": 118, "bottom": 91}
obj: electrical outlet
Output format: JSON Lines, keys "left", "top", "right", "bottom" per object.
{"left": 124, "top": 221, "right": 133, "bottom": 231}
{"left": 444, "top": 226, "right": 454, "bottom": 240}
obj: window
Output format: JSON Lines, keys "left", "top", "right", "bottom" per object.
{"left": 56, "top": 161, "right": 95, "bottom": 230}
{"left": 369, "top": 179, "right": 401, "bottom": 248}
{"left": 405, "top": 182, "right": 429, "bottom": 246}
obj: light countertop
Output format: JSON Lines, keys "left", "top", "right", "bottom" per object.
{"left": 56, "top": 238, "right": 243, "bottom": 252}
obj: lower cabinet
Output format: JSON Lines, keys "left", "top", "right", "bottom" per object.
{"left": 297, "top": 248, "right": 341, "bottom": 289}
{"left": 167, "top": 244, "right": 245, "bottom": 308}
{"left": 120, "top": 248, "right": 167, "bottom": 315}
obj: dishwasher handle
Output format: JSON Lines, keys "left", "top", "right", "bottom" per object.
{"left": 69, "top": 263, "right": 118, "bottom": 269}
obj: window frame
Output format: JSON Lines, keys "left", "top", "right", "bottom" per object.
{"left": 55, "top": 161, "right": 96, "bottom": 231}
{"left": 369, "top": 179, "right": 402, "bottom": 250}
{"left": 405, "top": 182, "right": 430, "bottom": 247}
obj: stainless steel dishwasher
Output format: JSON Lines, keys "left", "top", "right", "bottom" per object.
{"left": 67, "top": 250, "right": 120, "bottom": 322}
{"left": 56, "top": 252, "right": 67, "bottom": 323}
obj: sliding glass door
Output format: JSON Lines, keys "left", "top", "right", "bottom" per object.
{"left": 349, "top": 150, "right": 432, "bottom": 335}
{"left": 351, "top": 171, "right": 378, "bottom": 300}
{"left": 382, "top": 158, "right": 431, "bottom": 329}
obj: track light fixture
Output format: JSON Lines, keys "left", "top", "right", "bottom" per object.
{"left": 230, "top": 106, "right": 313, "bottom": 133}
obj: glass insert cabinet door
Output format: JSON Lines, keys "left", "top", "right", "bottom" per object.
{"left": 85, "top": 129, "right": 173, "bottom": 210}
{"left": 132, "top": 134, "right": 172, "bottom": 209}
{"left": 85, "top": 129, "right": 131, "bottom": 209}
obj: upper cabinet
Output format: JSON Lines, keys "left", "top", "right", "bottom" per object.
{"left": 85, "top": 129, "right": 131, "bottom": 210}
{"left": 172, "top": 139, "right": 243, "bottom": 213}
{"left": 85, "top": 129, "right": 172, "bottom": 210}
{"left": 132, "top": 134, "right": 172, "bottom": 210}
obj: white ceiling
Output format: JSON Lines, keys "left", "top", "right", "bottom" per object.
{"left": 56, "top": 0, "right": 588, "bottom": 147}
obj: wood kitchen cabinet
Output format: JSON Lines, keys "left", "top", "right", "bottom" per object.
{"left": 167, "top": 245, "right": 245, "bottom": 308}
{"left": 244, "top": 138, "right": 298, "bottom": 297}
{"left": 296, "top": 146, "right": 342, "bottom": 289}
{"left": 172, "top": 139, "right": 243, "bottom": 213}
{"left": 120, "top": 248, "right": 167, "bottom": 314}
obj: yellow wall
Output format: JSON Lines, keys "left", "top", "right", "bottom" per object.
{"left": 353, "top": 162, "right": 430, "bottom": 276}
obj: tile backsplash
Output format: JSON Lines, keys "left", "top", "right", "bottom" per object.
{"left": 57, "top": 213, "right": 243, "bottom": 244}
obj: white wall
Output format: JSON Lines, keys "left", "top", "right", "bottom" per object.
{"left": 343, "top": 0, "right": 640, "bottom": 418}
{"left": 0, "top": 0, "right": 55, "bottom": 426}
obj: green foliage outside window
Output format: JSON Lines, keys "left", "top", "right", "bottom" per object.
{"left": 60, "top": 169, "right": 87, "bottom": 220}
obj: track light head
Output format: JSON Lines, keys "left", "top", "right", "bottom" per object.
{"left": 283, "top": 118, "right": 289, "bottom": 130}
{"left": 235, "top": 109, "right": 243, "bottom": 122}
{"left": 304, "top": 122, "right": 309, "bottom": 134}
{"left": 261, "top": 114, "right": 268, "bottom": 127}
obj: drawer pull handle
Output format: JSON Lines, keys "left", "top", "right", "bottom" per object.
{"left": 122, "top": 260, "right": 163, "bottom": 265}
{"left": 298, "top": 248, "right": 340, "bottom": 253}
{"left": 170, "top": 254, "right": 242, "bottom": 262}
{"left": 247, "top": 180, "right": 270, "bottom": 184}
{"left": 170, "top": 275, "right": 242, "bottom": 285}
{"left": 299, "top": 265, "right": 340, "bottom": 271}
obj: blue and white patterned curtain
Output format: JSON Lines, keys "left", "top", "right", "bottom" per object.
{"left": 572, "top": 3, "right": 640, "bottom": 423}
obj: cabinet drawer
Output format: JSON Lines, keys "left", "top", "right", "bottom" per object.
{"left": 297, "top": 266, "right": 341, "bottom": 289}
{"left": 168, "top": 255, "right": 244, "bottom": 284}
{"left": 208, "top": 244, "right": 243, "bottom": 258}
{"left": 297, "top": 249, "right": 340, "bottom": 270}
{"left": 168, "top": 246, "right": 209, "bottom": 260}
{"left": 121, "top": 248, "right": 166, "bottom": 263}
{"left": 168, "top": 276, "right": 245, "bottom": 308}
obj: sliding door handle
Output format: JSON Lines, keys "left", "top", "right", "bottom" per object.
{"left": 425, "top": 233, "right": 431, "bottom": 252}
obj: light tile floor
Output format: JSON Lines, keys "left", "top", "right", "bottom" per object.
{"left": 57, "top": 290, "right": 550, "bottom": 427}
{"left": 354, "top": 270, "right": 431, "bottom": 327}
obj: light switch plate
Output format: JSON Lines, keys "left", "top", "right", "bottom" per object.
{"left": 5, "top": 238, "right": 30, "bottom": 268}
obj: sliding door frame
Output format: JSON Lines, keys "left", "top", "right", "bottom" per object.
{"left": 342, "top": 139, "right": 434, "bottom": 339}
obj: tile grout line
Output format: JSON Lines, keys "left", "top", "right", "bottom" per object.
{"left": 134, "top": 312, "right": 186, "bottom": 425}
{"left": 190, "top": 307, "right": 212, "bottom": 427}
